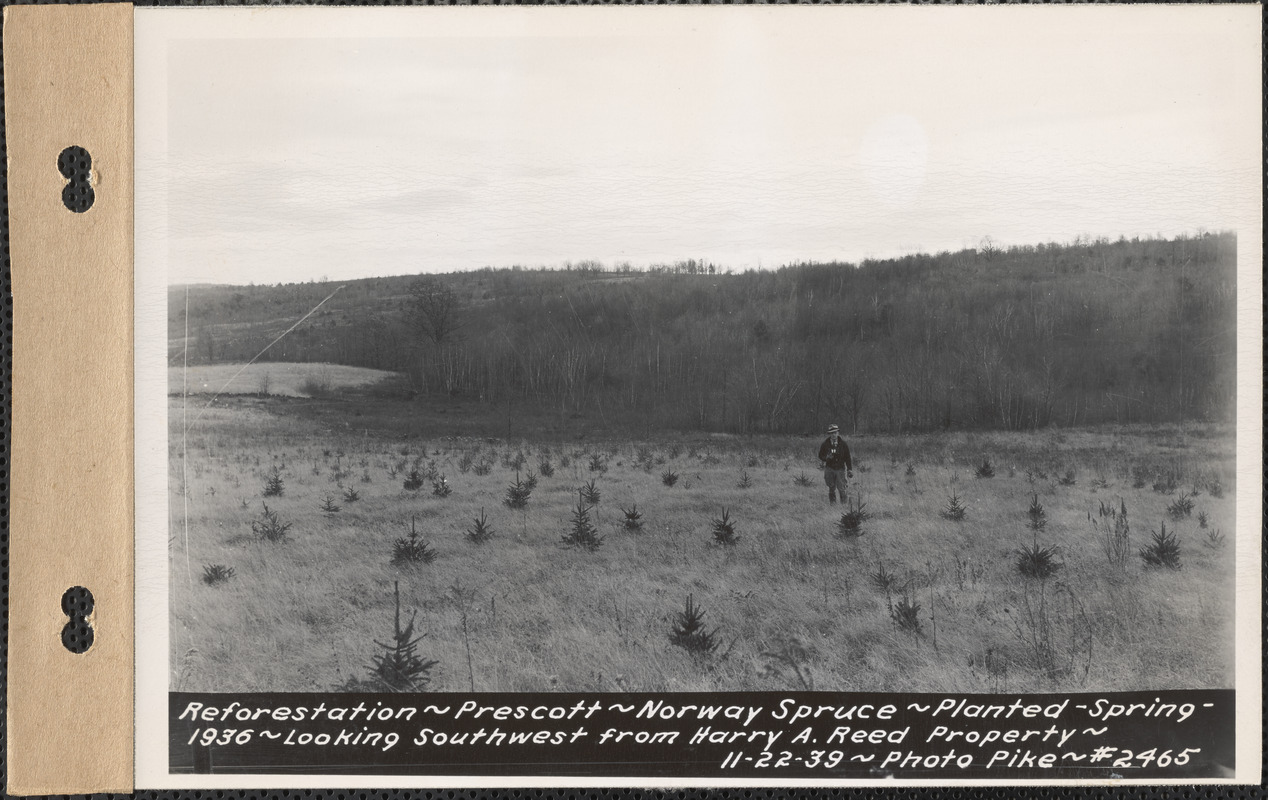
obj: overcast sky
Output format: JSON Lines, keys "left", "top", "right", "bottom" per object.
{"left": 137, "top": 5, "right": 1261, "bottom": 285}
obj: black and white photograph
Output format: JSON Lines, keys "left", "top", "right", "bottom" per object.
{"left": 133, "top": 4, "right": 1261, "bottom": 785}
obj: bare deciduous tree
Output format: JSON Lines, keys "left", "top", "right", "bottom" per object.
{"left": 408, "top": 277, "right": 463, "bottom": 346}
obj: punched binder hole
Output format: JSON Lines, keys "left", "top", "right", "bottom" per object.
{"left": 57, "top": 146, "right": 95, "bottom": 213}
{"left": 61, "top": 586, "right": 94, "bottom": 653}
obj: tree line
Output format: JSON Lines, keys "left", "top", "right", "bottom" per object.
{"left": 174, "top": 231, "right": 1237, "bottom": 434}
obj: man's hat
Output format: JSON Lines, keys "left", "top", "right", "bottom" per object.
{"left": 827, "top": 424, "right": 839, "bottom": 434}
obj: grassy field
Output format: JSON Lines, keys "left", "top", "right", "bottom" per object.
{"left": 169, "top": 391, "right": 1236, "bottom": 694}
{"left": 170, "top": 362, "right": 395, "bottom": 398}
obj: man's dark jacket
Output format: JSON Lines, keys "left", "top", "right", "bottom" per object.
{"left": 818, "top": 436, "right": 853, "bottom": 470}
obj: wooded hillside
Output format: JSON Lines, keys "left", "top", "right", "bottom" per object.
{"left": 172, "top": 231, "right": 1237, "bottom": 434}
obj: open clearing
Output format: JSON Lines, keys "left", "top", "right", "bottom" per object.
{"left": 169, "top": 362, "right": 396, "bottom": 398}
{"left": 170, "top": 395, "right": 1235, "bottom": 694}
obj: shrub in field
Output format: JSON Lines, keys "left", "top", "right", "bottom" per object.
{"left": 668, "top": 594, "right": 719, "bottom": 656}
{"left": 1197, "top": 511, "right": 1208, "bottom": 529}
{"left": 342, "top": 486, "right": 360, "bottom": 504}
{"left": 262, "top": 466, "right": 285, "bottom": 497}
{"left": 661, "top": 470, "right": 679, "bottom": 487}
{"left": 538, "top": 459, "right": 554, "bottom": 478}
{"left": 580, "top": 478, "right": 601, "bottom": 505}
{"left": 562, "top": 497, "right": 603, "bottom": 551}
{"left": 710, "top": 509, "right": 739, "bottom": 546}
{"left": 1057, "top": 470, "right": 1077, "bottom": 487}
{"left": 1152, "top": 474, "right": 1179, "bottom": 494}
{"left": 465, "top": 508, "right": 495, "bottom": 544}
{"left": 975, "top": 459, "right": 995, "bottom": 478}
{"left": 620, "top": 504, "right": 643, "bottom": 531}
{"left": 1016, "top": 541, "right": 1061, "bottom": 579}
{"left": 1091, "top": 474, "right": 1110, "bottom": 489}
{"left": 403, "top": 469, "right": 425, "bottom": 491}
{"left": 891, "top": 595, "right": 923, "bottom": 634}
{"left": 588, "top": 453, "right": 607, "bottom": 473}
{"left": 905, "top": 463, "right": 917, "bottom": 477}
{"left": 1139, "top": 522, "right": 1181, "bottom": 570}
{"left": 1208, "top": 478, "right": 1225, "bottom": 498}
{"left": 351, "top": 582, "right": 438, "bottom": 692}
{"left": 473, "top": 459, "right": 492, "bottom": 477}
{"left": 558, "top": 453, "right": 572, "bottom": 470}
{"left": 941, "top": 492, "right": 967, "bottom": 521}
{"left": 1166, "top": 493, "right": 1194, "bottom": 520}
{"left": 392, "top": 517, "right": 437, "bottom": 565}
{"left": 320, "top": 494, "right": 342, "bottom": 514}
{"left": 737, "top": 470, "right": 753, "bottom": 489}
{"left": 522, "top": 471, "right": 538, "bottom": 491}
{"left": 251, "top": 503, "right": 292, "bottom": 542}
{"left": 793, "top": 472, "right": 813, "bottom": 487}
{"left": 1027, "top": 494, "right": 1047, "bottom": 531}
{"left": 836, "top": 495, "right": 870, "bottom": 539}
{"left": 504, "top": 473, "right": 532, "bottom": 509}
{"left": 201, "top": 564, "right": 235, "bottom": 585}
{"left": 432, "top": 474, "right": 452, "bottom": 498}
{"left": 870, "top": 564, "right": 898, "bottom": 594}
{"left": 1203, "top": 529, "right": 1226, "bottom": 550}
{"left": 1092, "top": 498, "right": 1131, "bottom": 567}
{"left": 457, "top": 451, "right": 474, "bottom": 474}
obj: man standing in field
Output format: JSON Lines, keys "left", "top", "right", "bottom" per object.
{"left": 818, "top": 423, "right": 853, "bottom": 504}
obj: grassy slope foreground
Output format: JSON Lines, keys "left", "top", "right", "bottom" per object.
{"left": 170, "top": 396, "right": 1234, "bottom": 694}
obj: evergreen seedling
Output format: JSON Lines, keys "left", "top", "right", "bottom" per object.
{"left": 661, "top": 470, "right": 679, "bottom": 487}
{"left": 342, "top": 486, "right": 361, "bottom": 504}
{"left": 737, "top": 470, "right": 752, "bottom": 489}
{"left": 262, "top": 465, "right": 285, "bottom": 497}
{"left": 942, "top": 492, "right": 967, "bottom": 521}
{"left": 504, "top": 472, "right": 532, "bottom": 509}
{"left": 668, "top": 594, "right": 719, "bottom": 656}
{"left": 201, "top": 564, "right": 235, "bottom": 585}
{"left": 537, "top": 459, "right": 555, "bottom": 477}
{"left": 1027, "top": 494, "right": 1047, "bottom": 531}
{"left": 1016, "top": 540, "right": 1061, "bottom": 578}
{"left": 251, "top": 503, "right": 292, "bottom": 542}
{"left": 891, "top": 595, "right": 923, "bottom": 634}
{"left": 523, "top": 471, "right": 539, "bottom": 492}
{"left": 432, "top": 474, "right": 452, "bottom": 498}
{"left": 580, "top": 478, "right": 601, "bottom": 505}
{"left": 464, "top": 508, "right": 495, "bottom": 544}
{"left": 1139, "top": 521, "right": 1181, "bottom": 569}
{"left": 562, "top": 496, "right": 603, "bottom": 551}
{"left": 1058, "top": 470, "right": 1077, "bottom": 487}
{"left": 320, "top": 493, "right": 342, "bottom": 514}
{"left": 710, "top": 509, "right": 739, "bottom": 546}
{"left": 836, "top": 495, "right": 870, "bottom": 538}
{"left": 403, "top": 468, "right": 425, "bottom": 491}
{"left": 1166, "top": 493, "right": 1194, "bottom": 520}
{"left": 366, "top": 581, "right": 438, "bottom": 692}
{"left": 793, "top": 472, "right": 814, "bottom": 487}
{"left": 392, "top": 517, "right": 437, "bottom": 565}
{"left": 620, "top": 504, "right": 643, "bottom": 531}
{"left": 975, "top": 459, "right": 995, "bottom": 478}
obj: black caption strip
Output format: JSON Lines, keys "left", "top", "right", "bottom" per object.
{"left": 170, "top": 689, "right": 1233, "bottom": 779}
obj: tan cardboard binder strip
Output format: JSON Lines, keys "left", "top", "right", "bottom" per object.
{"left": 4, "top": 3, "right": 135, "bottom": 794}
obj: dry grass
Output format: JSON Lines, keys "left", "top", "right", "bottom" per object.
{"left": 169, "top": 401, "right": 1235, "bottom": 694}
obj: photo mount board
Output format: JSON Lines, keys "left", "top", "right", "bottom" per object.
{"left": 3, "top": 2, "right": 135, "bottom": 794}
